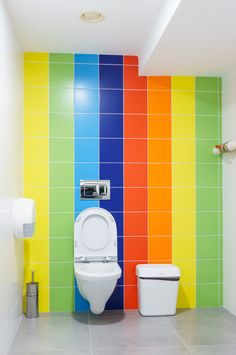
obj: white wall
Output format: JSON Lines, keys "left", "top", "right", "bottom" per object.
{"left": 223, "top": 74, "right": 236, "bottom": 315}
{"left": 0, "top": 0, "right": 23, "bottom": 353}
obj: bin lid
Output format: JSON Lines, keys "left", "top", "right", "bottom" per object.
{"left": 136, "top": 264, "right": 180, "bottom": 278}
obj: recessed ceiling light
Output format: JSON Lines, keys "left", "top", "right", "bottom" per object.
{"left": 80, "top": 11, "right": 104, "bottom": 23}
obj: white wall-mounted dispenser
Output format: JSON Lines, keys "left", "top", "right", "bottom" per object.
{"left": 213, "top": 141, "right": 236, "bottom": 155}
{"left": 12, "top": 198, "right": 36, "bottom": 238}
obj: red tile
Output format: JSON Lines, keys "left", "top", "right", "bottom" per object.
{"left": 124, "top": 188, "right": 147, "bottom": 211}
{"left": 124, "top": 139, "right": 147, "bottom": 162}
{"left": 124, "top": 90, "right": 147, "bottom": 114}
{"left": 124, "top": 163, "right": 147, "bottom": 187}
{"left": 124, "top": 261, "right": 139, "bottom": 285}
{"left": 124, "top": 114, "right": 147, "bottom": 138}
{"left": 124, "top": 66, "right": 147, "bottom": 90}
{"left": 124, "top": 56, "right": 138, "bottom": 65}
{"left": 124, "top": 237, "right": 147, "bottom": 261}
{"left": 125, "top": 285, "right": 138, "bottom": 309}
{"left": 124, "top": 212, "right": 147, "bottom": 236}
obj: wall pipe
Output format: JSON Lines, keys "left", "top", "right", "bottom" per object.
{"left": 213, "top": 141, "right": 236, "bottom": 155}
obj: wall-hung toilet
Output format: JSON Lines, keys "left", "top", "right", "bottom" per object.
{"left": 74, "top": 207, "right": 121, "bottom": 314}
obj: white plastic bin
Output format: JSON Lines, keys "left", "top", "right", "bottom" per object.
{"left": 136, "top": 264, "right": 180, "bottom": 316}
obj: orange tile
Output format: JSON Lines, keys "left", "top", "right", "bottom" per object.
{"left": 124, "top": 237, "right": 147, "bottom": 261}
{"left": 124, "top": 66, "right": 147, "bottom": 90}
{"left": 124, "top": 261, "right": 139, "bottom": 285}
{"left": 148, "top": 164, "right": 172, "bottom": 187}
{"left": 148, "top": 76, "right": 171, "bottom": 90}
{"left": 124, "top": 212, "right": 147, "bottom": 236}
{"left": 125, "top": 285, "right": 138, "bottom": 309}
{"left": 124, "top": 139, "right": 147, "bottom": 162}
{"left": 148, "top": 140, "right": 171, "bottom": 162}
{"left": 148, "top": 237, "right": 172, "bottom": 261}
{"left": 148, "top": 212, "right": 172, "bottom": 236}
{"left": 124, "top": 114, "right": 147, "bottom": 138}
{"left": 124, "top": 163, "right": 147, "bottom": 187}
{"left": 124, "top": 90, "right": 147, "bottom": 114}
{"left": 148, "top": 188, "right": 172, "bottom": 211}
{"left": 124, "top": 56, "right": 138, "bottom": 65}
{"left": 148, "top": 91, "right": 171, "bottom": 114}
{"left": 148, "top": 115, "right": 171, "bottom": 138}
{"left": 124, "top": 188, "right": 147, "bottom": 211}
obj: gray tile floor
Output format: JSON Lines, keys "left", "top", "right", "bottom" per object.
{"left": 9, "top": 308, "right": 236, "bottom": 355}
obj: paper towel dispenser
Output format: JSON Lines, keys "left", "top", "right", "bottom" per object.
{"left": 80, "top": 180, "right": 110, "bottom": 200}
{"left": 12, "top": 198, "right": 36, "bottom": 238}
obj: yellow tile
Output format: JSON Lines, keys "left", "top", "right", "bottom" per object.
{"left": 24, "top": 137, "right": 48, "bottom": 162}
{"left": 24, "top": 238, "right": 49, "bottom": 263}
{"left": 173, "top": 260, "right": 196, "bottom": 284}
{"left": 24, "top": 62, "right": 49, "bottom": 87}
{"left": 24, "top": 87, "right": 48, "bottom": 113}
{"left": 172, "top": 140, "right": 195, "bottom": 163}
{"left": 172, "top": 76, "right": 195, "bottom": 91}
{"left": 33, "top": 213, "right": 49, "bottom": 238}
{"left": 172, "top": 212, "right": 195, "bottom": 236}
{"left": 172, "top": 91, "right": 195, "bottom": 115}
{"left": 172, "top": 116, "right": 195, "bottom": 139}
{"left": 24, "top": 188, "right": 48, "bottom": 213}
{"left": 24, "top": 114, "right": 48, "bottom": 137}
{"left": 177, "top": 284, "right": 196, "bottom": 308}
{"left": 172, "top": 164, "right": 195, "bottom": 187}
{"left": 172, "top": 188, "right": 195, "bottom": 211}
{"left": 24, "top": 263, "right": 49, "bottom": 287}
{"left": 24, "top": 163, "right": 49, "bottom": 187}
{"left": 172, "top": 237, "right": 195, "bottom": 260}
{"left": 24, "top": 52, "right": 49, "bottom": 62}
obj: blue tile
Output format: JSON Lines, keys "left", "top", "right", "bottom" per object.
{"left": 75, "top": 194, "right": 99, "bottom": 213}
{"left": 75, "top": 89, "right": 99, "bottom": 113}
{"left": 100, "top": 55, "right": 123, "bottom": 65}
{"left": 100, "top": 139, "right": 123, "bottom": 162}
{"left": 74, "top": 283, "right": 90, "bottom": 312}
{"left": 117, "top": 261, "right": 124, "bottom": 286}
{"left": 105, "top": 286, "right": 123, "bottom": 310}
{"left": 100, "top": 114, "right": 123, "bottom": 138}
{"left": 75, "top": 138, "right": 98, "bottom": 162}
{"left": 100, "top": 65, "right": 123, "bottom": 89}
{"left": 100, "top": 187, "right": 123, "bottom": 211}
{"left": 75, "top": 54, "right": 98, "bottom": 64}
{"left": 100, "top": 90, "right": 123, "bottom": 113}
{"left": 100, "top": 163, "right": 123, "bottom": 187}
{"left": 110, "top": 212, "right": 123, "bottom": 236}
{"left": 117, "top": 237, "right": 124, "bottom": 261}
{"left": 75, "top": 114, "right": 99, "bottom": 137}
{"left": 75, "top": 163, "right": 99, "bottom": 187}
{"left": 75, "top": 64, "right": 99, "bottom": 89}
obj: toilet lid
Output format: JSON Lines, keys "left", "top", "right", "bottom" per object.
{"left": 81, "top": 214, "right": 110, "bottom": 250}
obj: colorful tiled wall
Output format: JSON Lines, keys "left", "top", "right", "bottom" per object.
{"left": 24, "top": 53, "right": 222, "bottom": 312}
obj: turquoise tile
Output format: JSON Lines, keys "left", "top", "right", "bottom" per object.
{"left": 75, "top": 197, "right": 99, "bottom": 214}
{"left": 75, "top": 163, "right": 99, "bottom": 187}
{"left": 75, "top": 54, "right": 98, "bottom": 64}
{"left": 75, "top": 64, "right": 99, "bottom": 89}
{"left": 74, "top": 114, "right": 99, "bottom": 137}
{"left": 74, "top": 88, "right": 99, "bottom": 113}
{"left": 75, "top": 138, "right": 98, "bottom": 162}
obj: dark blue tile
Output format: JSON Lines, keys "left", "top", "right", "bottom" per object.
{"left": 100, "top": 114, "right": 123, "bottom": 138}
{"left": 100, "top": 163, "right": 123, "bottom": 187}
{"left": 117, "top": 261, "right": 124, "bottom": 286}
{"left": 100, "top": 65, "right": 123, "bottom": 89}
{"left": 110, "top": 212, "right": 123, "bottom": 236}
{"left": 100, "top": 90, "right": 123, "bottom": 113}
{"left": 100, "top": 138, "right": 123, "bottom": 162}
{"left": 105, "top": 286, "right": 123, "bottom": 310}
{"left": 117, "top": 237, "right": 124, "bottom": 261}
{"left": 100, "top": 187, "right": 123, "bottom": 211}
{"left": 100, "top": 55, "right": 123, "bottom": 65}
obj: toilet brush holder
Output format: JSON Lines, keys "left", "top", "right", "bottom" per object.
{"left": 26, "top": 271, "right": 39, "bottom": 318}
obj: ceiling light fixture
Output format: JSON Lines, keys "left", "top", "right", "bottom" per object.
{"left": 80, "top": 11, "right": 104, "bottom": 23}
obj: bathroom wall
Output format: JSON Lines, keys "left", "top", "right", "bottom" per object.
{"left": 24, "top": 53, "right": 222, "bottom": 312}
{"left": 0, "top": 0, "right": 23, "bottom": 353}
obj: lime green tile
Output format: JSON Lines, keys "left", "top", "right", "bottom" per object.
{"left": 196, "top": 92, "right": 220, "bottom": 115}
{"left": 197, "top": 260, "right": 220, "bottom": 283}
{"left": 50, "top": 163, "right": 74, "bottom": 187}
{"left": 196, "top": 211, "right": 219, "bottom": 235}
{"left": 50, "top": 287, "right": 74, "bottom": 312}
{"left": 49, "top": 88, "right": 74, "bottom": 113}
{"left": 50, "top": 63, "right": 74, "bottom": 88}
{"left": 197, "top": 284, "right": 221, "bottom": 307}
{"left": 196, "top": 116, "right": 218, "bottom": 139}
{"left": 196, "top": 164, "right": 219, "bottom": 187}
{"left": 50, "top": 113, "right": 74, "bottom": 137}
{"left": 197, "top": 237, "right": 220, "bottom": 259}
{"left": 196, "top": 188, "right": 219, "bottom": 211}
{"left": 50, "top": 262, "right": 74, "bottom": 287}
{"left": 50, "top": 138, "right": 74, "bottom": 162}
{"left": 196, "top": 140, "right": 220, "bottom": 163}
{"left": 196, "top": 77, "right": 220, "bottom": 92}
{"left": 49, "top": 53, "right": 73, "bottom": 63}
{"left": 50, "top": 238, "right": 73, "bottom": 262}
{"left": 50, "top": 212, "right": 74, "bottom": 238}
{"left": 50, "top": 188, "right": 74, "bottom": 212}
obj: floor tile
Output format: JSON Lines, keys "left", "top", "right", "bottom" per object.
{"left": 188, "top": 344, "right": 236, "bottom": 354}
{"left": 93, "top": 347, "right": 189, "bottom": 355}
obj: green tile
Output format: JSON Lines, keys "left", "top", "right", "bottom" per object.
{"left": 196, "top": 140, "right": 220, "bottom": 163}
{"left": 219, "top": 283, "right": 223, "bottom": 306}
{"left": 50, "top": 238, "right": 73, "bottom": 262}
{"left": 49, "top": 53, "right": 74, "bottom": 63}
{"left": 50, "top": 63, "right": 74, "bottom": 88}
{"left": 50, "top": 113, "right": 74, "bottom": 137}
{"left": 218, "top": 115, "right": 222, "bottom": 140}
{"left": 196, "top": 116, "right": 218, "bottom": 139}
{"left": 196, "top": 211, "right": 219, "bottom": 236}
{"left": 196, "top": 164, "right": 219, "bottom": 187}
{"left": 196, "top": 188, "right": 219, "bottom": 211}
{"left": 50, "top": 287, "right": 74, "bottom": 312}
{"left": 50, "top": 138, "right": 74, "bottom": 162}
{"left": 50, "top": 163, "right": 74, "bottom": 187}
{"left": 50, "top": 188, "right": 74, "bottom": 212}
{"left": 49, "top": 88, "right": 74, "bottom": 112}
{"left": 197, "top": 284, "right": 221, "bottom": 307}
{"left": 196, "top": 92, "right": 220, "bottom": 116}
{"left": 50, "top": 212, "right": 74, "bottom": 237}
{"left": 50, "top": 262, "right": 74, "bottom": 287}
{"left": 197, "top": 260, "right": 220, "bottom": 283}
{"left": 196, "top": 77, "right": 220, "bottom": 92}
{"left": 197, "top": 236, "right": 220, "bottom": 259}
